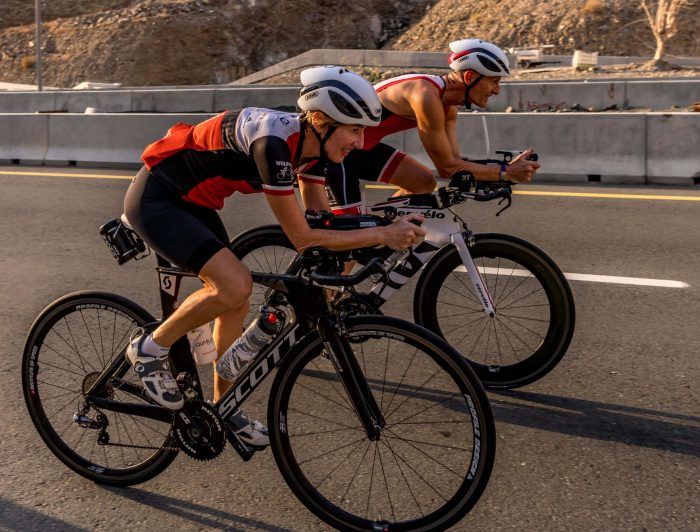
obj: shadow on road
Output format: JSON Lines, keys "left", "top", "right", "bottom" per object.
{"left": 491, "top": 389, "right": 700, "bottom": 457}
{"left": 104, "top": 487, "right": 292, "bottom": 531}
{"left": 0, "top": 497, "right": 88, "bottom": 531}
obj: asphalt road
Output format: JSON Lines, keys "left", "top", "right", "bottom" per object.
{"left": 0, "top": 166, "right": 698, "bottom": 531}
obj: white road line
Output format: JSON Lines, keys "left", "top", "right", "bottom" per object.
{"left": 455, "top": 266, "right": 689, "bottom": 288}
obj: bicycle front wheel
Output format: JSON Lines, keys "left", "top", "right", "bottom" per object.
{"left": 414, "top": 234, "right": 576, "bottom": 389}
{"left": 22, "top": 291, "right": 178, "bottom": 486}
{"left": 269, "top": 316, "right": 495, "bottom": 531}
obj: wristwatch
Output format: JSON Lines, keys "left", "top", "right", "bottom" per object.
{"left": 499, "top": 164, "right": 508, "bottom": 182}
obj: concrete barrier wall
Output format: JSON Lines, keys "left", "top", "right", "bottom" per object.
{"left": 44, "top": 113, "right": 210, "bottom": 164}
{"left": 395, "top": 113, "right": 651, "bottom": 182}
{"left": 0, "top": 87, "right": 301, "bottom": 114}
{"left": 0, "top": 112, "right": 698, "bottom": 183}
{"left": 0, "top": 80, "right": 696, "bottom": 114}
{"left": 0, "top": 114, "right": 50, "bottom": 162}
{"left": 646, "top": 113, "right": 700, "bottom": 182}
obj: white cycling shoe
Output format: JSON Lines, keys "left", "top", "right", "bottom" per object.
{"left": 227, "top": 410, "right": 269, "bottom": 448}
{"left": 125, "top": 330, "right": 184, "bottom": 410}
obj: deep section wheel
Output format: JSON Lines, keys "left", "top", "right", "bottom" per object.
{"left": 414, "top": 234, "right": 575, "bottom": 389}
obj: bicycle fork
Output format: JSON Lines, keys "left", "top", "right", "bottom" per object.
{"left": 316, "top": 315, "right": 385, "bottom": 441}
{"left": 451, "top": 233, "right": 496, "bottom": 318}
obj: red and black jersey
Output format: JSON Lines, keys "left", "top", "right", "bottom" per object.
{"left": 141, "top": 108, "right": 321, "bottom": 210}
{"left": 362, "top": 74, "right": 449, "bottom": 149}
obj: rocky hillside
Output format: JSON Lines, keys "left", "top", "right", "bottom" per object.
{"left": 389, "top": 0, "right": 700, "bottom": 57}
{"left": 0, "top": 0, "right": 697, "bottom": 88}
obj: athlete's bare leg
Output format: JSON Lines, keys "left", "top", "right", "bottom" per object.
{"left": 212, "top": 303, "right": 248, "bottom": 401}
{"left": 387, "top": 154, "right": 436, "bottom": 196}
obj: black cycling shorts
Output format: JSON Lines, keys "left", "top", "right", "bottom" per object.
{"left": 124, "top": 166, "right": 229, "bottom": 273}
{"left": 325, "top": 142, "right": 406, "bottom": 213}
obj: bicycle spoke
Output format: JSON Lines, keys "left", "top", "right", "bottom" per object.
{"left": 313, "top": 438, "right": 368, "bottom": 491}
{"left": 62, "top": 317, "right": 89, "bottom": 374}
{"left": 45, "top": 332, "right": 97, "bottom": 374}
{"left": 339, "top": 443, "right": 373, "bottom": 506}
{"left": 498, "top": 312, "right": 546, "bottom": 341}
{"left": 380, "top": 341, "right": 420, "bottom": 418}
{"left": 383, "top": 426, "right": 464, "bottom": 478}
{"left": 294, "top": 379, "right": 354, "bottom": 414}
{"left": 379, "top": 438, "right": 425, "bottom": 517}
{"left": 376, "top": 441, "right": 397, "bottom": 522}
{"left": 287, "top": 407, "right": 361, "bottom": 433}
{"left": 379, "top": 435, "right": 450, "bottom": 502}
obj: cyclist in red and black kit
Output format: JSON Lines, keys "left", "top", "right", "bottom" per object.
{"left": 311, "top": 39, "right": 542, "bottom": 214}
{"left": 123, "top": 66, "right": 426, "bottom": 446}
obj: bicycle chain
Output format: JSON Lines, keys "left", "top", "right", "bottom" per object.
{"left": 100, "top": 439, "right": 180, "bottom": 452}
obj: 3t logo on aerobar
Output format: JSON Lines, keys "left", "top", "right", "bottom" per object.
{"left": 218, "top": 325, "right": 299, "bottom": 418}
{"left": 397, "top": 210, "right": 445, "bottom": 219}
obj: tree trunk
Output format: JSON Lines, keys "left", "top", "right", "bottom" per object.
{"left": 653, "top": 35, "right": 665, "bottom": 62}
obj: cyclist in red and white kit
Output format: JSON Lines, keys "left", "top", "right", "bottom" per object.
{"left": 313, "top": 39, "right": 541, "bottom": 214}
{"left": 123, "top": 66, "right": 426, "bottom": 447}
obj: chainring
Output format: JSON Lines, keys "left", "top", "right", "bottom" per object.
{"left": 333, "top": 293, "right": 382, "bottom": 344}
{"left": 334, "top": 292, "right": 382, "bottom": 316}
{"left": 172, "top": 400, "right": 226, "bottom": 461}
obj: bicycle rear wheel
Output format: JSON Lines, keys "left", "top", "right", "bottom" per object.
{"left": 22, "top": 291, "right": 178, "bottom": 486}
{"left": 414, "top": 234, "right": 576, "bottom": 389}
{"left": 269, "top": 316, "right": 495, "bottom": 531}
{"left": 230, "top": 224, "right": 296, "bottom": 326}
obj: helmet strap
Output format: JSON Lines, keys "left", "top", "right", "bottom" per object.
{"left": 309, "top": 122, "right": 337, "bottom": 163}
{"left": 462, "top": 71, "right": 484, "bottom": 109}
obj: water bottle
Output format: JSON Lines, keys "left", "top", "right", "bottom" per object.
{"left": 217, "top": 307, "right": 285, "bottom": 381}
{"left": 370, "top": 249, "right": 410, "bottom": 283}
{"left": 187, "top": 323, "right": 217, "bottom": 365}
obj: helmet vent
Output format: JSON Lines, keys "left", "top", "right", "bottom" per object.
{"left": 329, "top": 89, "right": 362, "bottom": 119}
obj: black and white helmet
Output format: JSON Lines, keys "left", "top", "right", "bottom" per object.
{"left": 297, "top": 66, "right": 382, "bottom": 127}
{"left": 448, "top": 39, "right": 511, "bottom": 77}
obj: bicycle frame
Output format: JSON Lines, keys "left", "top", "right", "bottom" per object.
{"left": 363, "top": 195, "right": 496, "bottom": 317}
{"left": 85, "top": 255, "right": 386, "bottom": 442}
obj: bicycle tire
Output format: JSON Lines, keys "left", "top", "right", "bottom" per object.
{"left": 268, "top": 315, "right": 495, "bottom": 531}
{"left": 230, "top": 225, "right": 296, "bottom": 326}
{"left": 22, "top": 291, "right": 179, "bottom": 486}
{"left": 414, "top": 234, "right": 575, "bottom": 389}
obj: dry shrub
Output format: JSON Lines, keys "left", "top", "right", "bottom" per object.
{"left": 20, "top": 55, "right": 36, "bottom": 70}
{"left": 582, "top": 0, "right": 605, "bottom": 15}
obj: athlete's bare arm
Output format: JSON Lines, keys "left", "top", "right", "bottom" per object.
{"left": 405, "top": 82, "right": 469, "bottom": 178}
{"left": 265, "top": 192, "right": 425, "bottom": 252}
{"left": 444, "top": 106, "right": 461, "bottom": 159}
{"left": 298, "top": 177, "right": 331, "bottom": 213}
{"left": 388, "top": 78, "right": 540, "bottom": 182}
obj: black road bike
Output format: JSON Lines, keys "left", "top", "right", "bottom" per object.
{"left": 22, "top": 225, "right": 495, "bottom": 531}
{"left": 231, "top": 154, "right": 576, "bottom": 390}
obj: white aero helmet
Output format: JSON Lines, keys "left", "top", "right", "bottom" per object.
{"left": 448, "top": 39, "right": 511, "bottom": 77}
{"left": 297, "top": 66, "right": 382, "bottom": 127}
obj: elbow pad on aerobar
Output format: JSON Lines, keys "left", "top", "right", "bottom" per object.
{"left": 304, "top": 210, "right": 390, "bottom": 229}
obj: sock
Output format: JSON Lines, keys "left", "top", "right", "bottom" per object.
{"left": 141, "top": 333, "right": 170, "bottom": 358}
